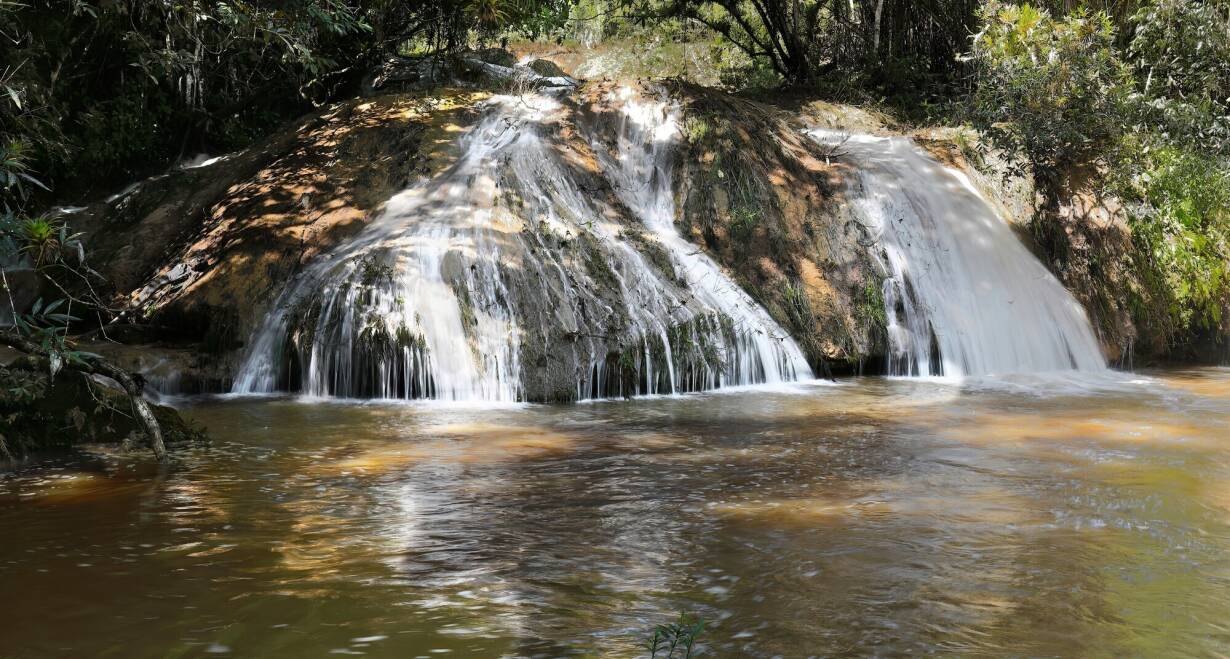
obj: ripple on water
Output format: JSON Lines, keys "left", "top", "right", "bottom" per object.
{"left": 2, "top": 369, "right": 1229, "bottom": 656}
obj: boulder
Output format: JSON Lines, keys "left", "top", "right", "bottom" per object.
{"left": 527, "top": 58, "right": 569, "bottom": 78}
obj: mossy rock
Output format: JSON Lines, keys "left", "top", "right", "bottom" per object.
{"left": 528, "top": 59, "right": 568, "bottom": 78}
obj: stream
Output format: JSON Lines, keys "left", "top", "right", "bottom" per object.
{"left": 3, "top": 369, "right": 1229, "bottom": 656}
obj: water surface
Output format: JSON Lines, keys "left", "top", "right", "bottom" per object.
{"left": 3, "top": 369, "right": 1229, "bottom": 656}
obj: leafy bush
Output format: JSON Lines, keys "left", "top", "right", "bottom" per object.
{"left": 1128, "top": 0, "right": 1230, "bottom": 156}
{"left": 969, "top": 2, "right": 1134, "bottom": 175}
{"left": 970, "top": 1, "right": 1230, "bottom": 351}
{"left": 1126, "top": 147, "right": 1230, "bottom": 336}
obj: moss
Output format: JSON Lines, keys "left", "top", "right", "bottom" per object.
{"left": 395, "top": 323, "right": 426, "bottom": 350}
{"left": 622, "top": 228, "right": 681, "bottom": 285}
{"left": 357, "top": 314, "right": 393, "bottom": 348}
{"left": 578, "top": 230, "right": 619, "bottom": 290}
{"left": 854, "top": 280, "right": 888, "bottom": 358}
{"left": 450, "top": 281, "right": 477, "bottom": 334}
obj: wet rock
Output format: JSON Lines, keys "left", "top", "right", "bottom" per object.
{"left": 472, "top": 47, "right": 517, "bottom": 68}
{"left": 65, "top": 92, "right": 486, "bottom": 391}
{"left": 361, "top": 55, "right": 462, "bottom": 95}
{"left": 667, "top": 82, "right": 887, "bottom": 374}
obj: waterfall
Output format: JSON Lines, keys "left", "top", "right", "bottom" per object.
{"left": 231, "top": 88, "right": 811, "bottom": 401}
{"left": 600, "top": 89, "right": 812, "bottom": 388}
{"left": 232, "top": 96, "right": 540, "bottom": 401}
{"left": 806, "top": 129, "right": 1106, "bottom": 377}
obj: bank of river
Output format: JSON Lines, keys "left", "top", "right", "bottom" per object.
{"left": 2, "top": 369, "right": 1228, "bottom": 656}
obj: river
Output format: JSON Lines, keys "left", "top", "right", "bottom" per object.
{"left": 3, "top": 369, "right": 1229, "bottom": 656}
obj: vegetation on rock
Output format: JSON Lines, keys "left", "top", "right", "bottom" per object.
{"left": 0, "top": 0, "right": 1226, "bottom": 436}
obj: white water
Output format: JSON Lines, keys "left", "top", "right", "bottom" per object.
{"left": 233, "top": 96, "right": 536, "bottom": 401}
{"left": 602, "top": 89, "right": 811, "bottom": 387}
{"left": 806, "top": 129, "right": 1106, "bottom": 377}
{"left": 232, "top": 89, "right": 811, "bottom": 401}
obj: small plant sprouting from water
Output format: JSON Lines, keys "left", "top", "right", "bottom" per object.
{"left": 645, "top": 613, "right": 705, "bottom": 658}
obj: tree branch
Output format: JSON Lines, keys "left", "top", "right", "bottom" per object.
{"left": 0, "top": 330, "right": 167, "bottom": 461}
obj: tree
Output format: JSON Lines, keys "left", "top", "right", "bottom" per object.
{"left": 657, "top": 0, "right": 977, "bottom": 88}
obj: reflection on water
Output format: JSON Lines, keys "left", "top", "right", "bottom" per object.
{"left": 2, "top": 369, "right": 1230, "bottom": 656}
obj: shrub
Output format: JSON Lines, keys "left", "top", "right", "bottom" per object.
{"left": 969, "top": 2, "right": 1134, "bottom": 176}
{"left": 1126, "top": 147, "right": 1230, "bottom": 336}
{"left": 1128, "top": 0, "right": 1230, "bottom": 156}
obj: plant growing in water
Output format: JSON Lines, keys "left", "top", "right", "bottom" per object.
{"left": 645, "top": 613, "right": 705, "bottom": 658}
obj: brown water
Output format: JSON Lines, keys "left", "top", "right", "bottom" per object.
{"left": 3, "top": 369, "right": 1229, "bottom": 657}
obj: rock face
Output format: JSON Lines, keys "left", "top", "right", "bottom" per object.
{"left": 228, "top": 83, "right": 812, "bottom": 401}
{"left": 67, "top": 91, "right": 487, "bottom": 390}
{"left": 59, "top": 77, "right": 1161, "bottom": 398}
{"left": 74, "top": 82, "right": 863, "bottom": 398}
{"left": 670, "top": 84, "right": 886, "bottom": 374}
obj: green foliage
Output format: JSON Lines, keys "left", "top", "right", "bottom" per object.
{"left": 0, "top": 0, "right": 378, "bottom": 197}
{"left": 661, "top": 0, "right": 977, "bottom": 95}
{"left": 1128, "top": 0, "right": 1230, "bottom": 155}
{"left": 0, "top": 140, "right": 47, "bottom": 207}
{"left": 0, "top": 0, "right": 573, "bottom": 202}
{"left": 728, "top": 205, "right": 759, "bottom": 242}
{"left": 356, "top": 255, "right": 395, "bottom": 287}
{"left": 971, "top": 1, "right": 1230, "bottom": 347}
{"left": 856, "top": 280, "right": 887, "bottom": 345}
{"left": 15, "top": 216, "right": 62, "bottom": 266}
{"left": 970, "top": 2, "right": 1134, "bottom": 174}
{"left": 645, "top": 612, "right": 705, "bottom": 658}
{"left": 10, "top": 298, "right": 97, "bottom": 379}
{"left": 781, "top": 280, "right": 812, "bottom": 331}
{"left": 0, "top": 362, "right": 47, "bottom": 406}
{"left": 1126, "top": 147, "right": 1230, "bottom": 336}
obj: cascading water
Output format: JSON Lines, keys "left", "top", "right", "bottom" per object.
{"left": 231, "top": 87, "right": 811, "bottom": 401}
{"left": 233, "top": 96, "right": 538, "bottom": 401}
{"left": 805, "top": 129, "right": 1106, "bottom": 377}
{"left": 598, "top": 89, "right": 811, "bottom": 388}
